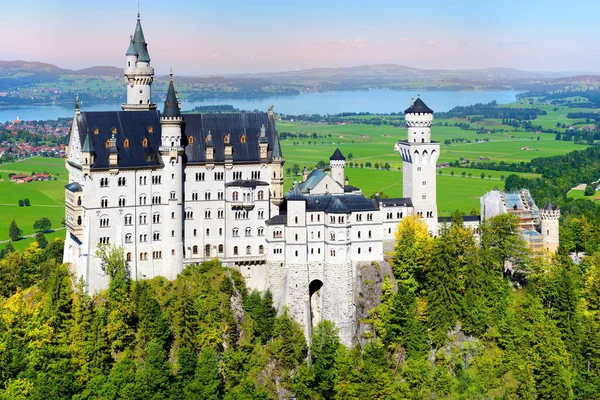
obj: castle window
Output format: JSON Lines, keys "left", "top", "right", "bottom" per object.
{"left": 170, "top": 191, "right": 176, "bottom": 200}
{"left": 193, "top": 245, "right": 198, "bottom": 255}
{"left": 218, "top": 209, "right": 224, "bottom": 219}
{"left": 219, "top": 245, "right": 224, "bottom": 253}
{"left": 397, "top": 212, "right": 401, "bottom": 218}
{"left": 259, "top": 245, "right": 264, "bottom": 254}
{"left": 206, "top": 229, "right": 210, "bottom": 236}
{"left": 358, "top": 248, "right": 361, "bottom": 254}
{"left": 240, "top": 134, "right": 246, "bottom": 143}
{"left": 188, "top": 135, "right": 195, "bottom": 144}
{"left": 258, "top": 210, "right": 264, "bottom": 219}
{"left": 218, "top": 191, "right": 224, "bottom": 200}
{"left": 192, "top": 192, "right": 198, "bottom": 201}
{"left": 258, "top": 191, "right": 264, "bottom": 200}
{"left": 233, "top": 246, "right": 238, "bottom": 255}
{"left": 139, "top": 214, "right": 147, "bottom": 224}
{"left": 422, "top": 194, "right": 427, "bottom": 200}
{"left": 153, "top": 232, "right": 161, "bottom": 241}
{"left": 358, "top": 231, "right": 361, "bottom": 239}
{"left": 126, "top": 252, "right": 132, "bottom": 261}
{"left": 124, "top": 214, "right": 132, "bottom": 225}
{"left": 139, "top": 234, "right": 147, "bottom": 242}
{"left": 205, "top": 209, "right": 211, "bottom": 219}
{"left": 356, "top": 214, "right": 362, "bottom": 222}
{"left": 205, "top": 245, "right": 211, "bottom": 257}
{"left": 388, "top": 228, "right": 392, "bottom": 234}
{"left": 233, "top": 228, "right": 239, "bottom": 237}
{"left": 295, "top": 217, "right": 298, "bottom": 224}
{"left": 100, "top": 216, "right": 110, "bottom": 228}
{"left": 295, "top": 250, "right": 298, "bottom": 257}
{"left": 417, "top": 167, "right": 421, "bottom": 171}
{"left": 118, "top": 197, "right": 126, "bottom": 207}
{"left": 93, "top": 128, "right": 99, "bottom": 135}
{"left": 232, "top": 191, "right": 239, "bottom": 201}
{"left": 205, "top": 192, "right": 211, "bottom": 201}
{"left": 153, "top": 213, "right": 161, "bottom": 224}
{"left": 139, "top": 195, "right": 147, "bottom": 205}
{"left": 142, "top": 138, "right": 148, "bottom": 147}
{"left": 105, "top": 139, "right": 110, "bottom": 148}
{"left": 422, "top": 181, "right": 426, "bottom": 186}
{"left": 152, "top": 195, "right": 162, "bottom": 205}
{"left": 368, "top": 230, "right": 372, "bottom": 238}
{"left": 369, "top": 247, "right": 372, "bottom": 253}
{"left": 185, "top": 210, "right": 193, "bottom": 220}
{"left": 195, "top": 172, "right": 205, "bottom": 181}
{"left": 245, "top": 228, "right": 252, "bottom": 237}
{"left": 258, "top": 227, "right": 264, "bottom": 236}
{"left": 295, "top": 234, "right": 298, "bottom": 241}
{"left": 193, "top": 229, "right": 197, "bottom": 237}
{"left": 246, "top": 245, "right": 251, "bottom": 255}
{"left": 100, "top": 197, "right": 108, "bottom": 208}
{"left": 77, "top": 216, "right": 82, "bottom": 225}
{"left": 112, "top": 127, "right": 117, "bottom": 135}
{"left": 117, "top": 177, "right": 126, "bottom": 186}
{"left": 274, "top": 229, "right": 282, "bottom": 239}
{"left": 311, "top": 214, "right": 314, "bottom": 222}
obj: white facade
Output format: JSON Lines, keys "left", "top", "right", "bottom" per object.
{"left": 63, "top": 13, "right": 465, "bottom": 346}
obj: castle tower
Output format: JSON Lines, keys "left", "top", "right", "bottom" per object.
{"left": 159, "top": 71, "right": 184, "bottom": 278}
{"left": 330, "top": 148, "right": 346, "bottom": 188}
{"left": 398, "top": 97, "right": 440, "bottom": 235}
{"left": 269, "top": 108, "right": 285, "bottom": 213}
{"left": 540, "top": 200, "right": 560, "bottom": 253}
{"left": 122, "top": 10, "right": 157, "bottom": 111}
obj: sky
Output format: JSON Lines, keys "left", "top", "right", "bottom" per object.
{"left": 1, "top": 0, "right": 599, "bottom": 75}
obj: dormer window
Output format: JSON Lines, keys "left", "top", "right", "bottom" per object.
{"left": 105, "top": 139, "right": 110, "bottom": 148}
{"left": 224, "top": 134, "right": 229, "bottom": 144}
{"left": 147, "top": 126, "right": 153, "bottom": 133}
{"left": 142, "top": 138, "right": 148, "bottom": 147}
{"left": 93, "top": 128, "right": 99, "bottom": 135}
{"left": 124, "top": 138, "right": 130, "bottom": 148}
{"left": 240, "top": 134, "right": 246, "bottom": 143}
{"left": 188, "top": 135, "right": 195, "bottom": 144}
{"left": 112, "top": 127, "right": 117, "bottom": 134}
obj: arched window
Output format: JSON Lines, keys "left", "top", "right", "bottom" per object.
{"left": 193, "top": 245, "right": 198, "bottom": 255}
{"left": 258, "top": 227, "right": 264, "bottom": 236}
{"left": 193, "top": 229, "right": 197, "bottom": 237}
{"left": 205, "top": 192, "right": 211, "bottom": 201}
{"left": 153, "top": 213, "right": 161, "bottom": 224}
{"left": 142, "top": 138, "right": 148, "bottom": 147}
{"left": 139, "top": 214, "right": 147, "bottom": 224}
{"left": 257, "top": 190, "right": 264, "bottom": 200}
{"left": 77, "top": 216, "right": 82, "bottom": 225}
{"left": 232, "top": 228, "right": 239, "bottom": 237}
{"left": 368, "top": 230, "right": 372, "bottom": 238}
{"left": 205, "top": 245, "right": 211, "bottom": 257}
{"left": 240, "top": 134, "right": 246, "bottom": 143}
{"left": 245, "top": 228, "right": 251, "bottom": 237}
{"left": 232, "top": 191, "right": 239, "bottom": 201}
{"left": 126, "top": 252, "right": 132, "bottom": 261}
{"left": 124, "top": 138, "right": 130, "bottom": 148}
{"left": 124, "top": 214, "right": 132, "bottom": 225}
{"left": 188, "top": 135, "right": 195, "bottom": 144}
{"left": 205, "top": 209, "right": 211, "bottom": 219}
{"left": 259, "top": 245, "right": 264, "bottom": 254}
{"left": 246, "top": 245, "right": 251, "bottom": 255}
{"left": 258, "top": 209, "right": 264, "bottom": 219}
{"left": 118, "top": 197, "right": 126, "bottom": 207}
{"left": 218, "top": 244, "right": 224, "bottom": 253}
{"left": 100, "top": 197, "right": 108, "bottom": 208}
{"left": 233, "top": 246, "right": 238, "bottom": 255}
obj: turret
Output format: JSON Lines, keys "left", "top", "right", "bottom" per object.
{"left": 122, "top": 10, "right": 156, "bottom": 111}
{"left": 81, "top": 129, "right": 94, "bottom": 176}
{"left": 224, "top": 133, "right": 233, "bottom": 169}
{"left": 269, "top": 107, "right": 285, "bottom": 210}
{"left": 405, "top": 97, "right": 433, "bottom": 143}
{"left": 159, "top": 71, "right": 184, "bottom": 278}
{"left": 205, "top": 130, "right": 214, "bottom": 165}
{"left": 540, "top": 200, "right": 560, "bottom": 253}
{"left": 329, "top": 148, "right": 346, "bottom": 188}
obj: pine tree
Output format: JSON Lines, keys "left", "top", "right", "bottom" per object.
{"left": 392, "top": 216, "right": 432, "bottom": 291}
{"left": 8, "top": 220, "right": 21, "bottom": 242}
{"left": 310, "top": 320, "right": 341, "bottom": 399}
{"left": 270, "top": 308, "right": 307, "bottom": 370}
{"left": 184, "top": 347, "right": 222, "bottom": 400}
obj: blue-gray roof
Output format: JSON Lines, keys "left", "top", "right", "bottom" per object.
{"left": 330, "top": 148, "right": 345, "bottom": 161}
{"left": 405, "top": 97, "right": 433, "bottom": 114}
{"left": 126, "top": 36, "right": 137, "bottom": 56}
{"left": 133, "top": 18, "right": 150, "bottom": 63}
{"left": 265, "top": 215, "right": 287, "bottom": 225}
{"left": 65, "top": 182, "right": 82, "bottom": 192}
{"left": 225, "top": 179, "right": 269, "bottom": 188}
{"left": 299, "top": 169, "right": 326, "bottom": 192}
{"left": 75, "top": 110, "right": 162, "bottom": 169}
{"left": 183, "top": 112, "right": 281, "bottom": 164}
{"left": 304, "top": 193, "right": 378, "bottom": 213}
{"left": 287, "top": 185, "right": 305, "bottom": 200}
{"left": 377, "top": 197, "right": 412, "bottom": 207}
{"left": 162, "top": 77, "right": 181, "bottom": 118}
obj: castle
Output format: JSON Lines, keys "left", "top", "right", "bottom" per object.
{"left": 62, "top": 12, "right": 557, "bottom": 345}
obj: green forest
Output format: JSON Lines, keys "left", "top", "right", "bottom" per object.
{"left": 0, "top": 211, "right": 599, "bottom": 399}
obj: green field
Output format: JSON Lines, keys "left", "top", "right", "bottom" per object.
{"left": 0, "top": 157, "right": 67, "bottom": 243}
{"left": 278, "top": 116, "right": 586, "bottom": 214}
{"left": 567, "top": 189, "right": 600, "bottom": 201}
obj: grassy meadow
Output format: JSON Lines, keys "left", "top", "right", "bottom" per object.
{"left": 279, "top": 112, "right": 588, "bottom": 215}
{"left": 0, "top": 157, "right": 67, "bottom": 243}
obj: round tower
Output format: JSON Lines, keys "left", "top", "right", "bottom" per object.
{"left": 540, "top": 200, "right": 560, "bottom": 253}
{"left": 398, "top": 97, "right": 440, "bottom": 235}
{"left": 122, "top": 11, "right": 156, "bottom": 111}
{"left": 329, "top": 148, "right": 346, "bottom": 188}
{"left": 159, "top": 71, "right": 184, "bottom": 277}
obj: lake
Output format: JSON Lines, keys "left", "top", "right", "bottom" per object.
{"left": 0, "top": 89, "right": 523, "bottom": 122}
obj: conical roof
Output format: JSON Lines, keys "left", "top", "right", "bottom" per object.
{"left": 126, "top": 36, "right": 137, "bottom": 56}
{"left": 133, "top": 17, "right": 150, "bottom": 63}
{"left": 162, "top": 73, "right": 181, "bottom": 118}
{"left": 543, "top": 200, "right": 557, "bottom": 211}
{"left": 404, "top": 97, "right": 433, "bottom": 114}
{"left": 327, "top": 197, "right": 349, "bottom": 213}
{"left": 82, "top": 131, "right": 93, "bottom": 153}
{"left": 272, "top": 129, "right": 283, "bottom": 159}
{"left": 330, "top": 148, "right": 346, "bottom": 161}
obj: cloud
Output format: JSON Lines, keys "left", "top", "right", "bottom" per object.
{"left": 352, "top": 38, "right": 368, "bottom": 49}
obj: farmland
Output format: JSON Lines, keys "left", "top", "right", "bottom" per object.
{"left": 0, "top": 157, "right": 67, "bottom": 243}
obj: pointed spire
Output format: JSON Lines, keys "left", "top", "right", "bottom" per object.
{"left": 126, "top": 35, "right": 137, "bottom": 56}
{"left": 132, "top": 9, "right": 150, "bottom": 63}
{"left": 162, "top": 70, "right": 181, "bottom": 118}
{"left": 82, "top": 129, "right": 93, "bottom": 153}
{"left": 137, "top": 0, "right": 140, "bottom": 20}
{"left": 330, "top": 148, "right": 346, "bottom": 161}
{"left": 405, "top": 97, "right": 433, "bottom": 114}
{"left": 272, "top": 129, "right": 283, "bottom": 159}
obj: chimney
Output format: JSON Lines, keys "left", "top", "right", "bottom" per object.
{"left": 411, "top": 97, "right": 414, "bottom": 106}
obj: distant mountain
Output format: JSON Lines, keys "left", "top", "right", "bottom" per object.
{"left": 237, "top": 64, "right": 584, "bottom": 82}
{"left": 0, "top": 60, "right": 121, "bottom": 77}
{"left": 73, "top": 66, "right": 121, "bottom": 76}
